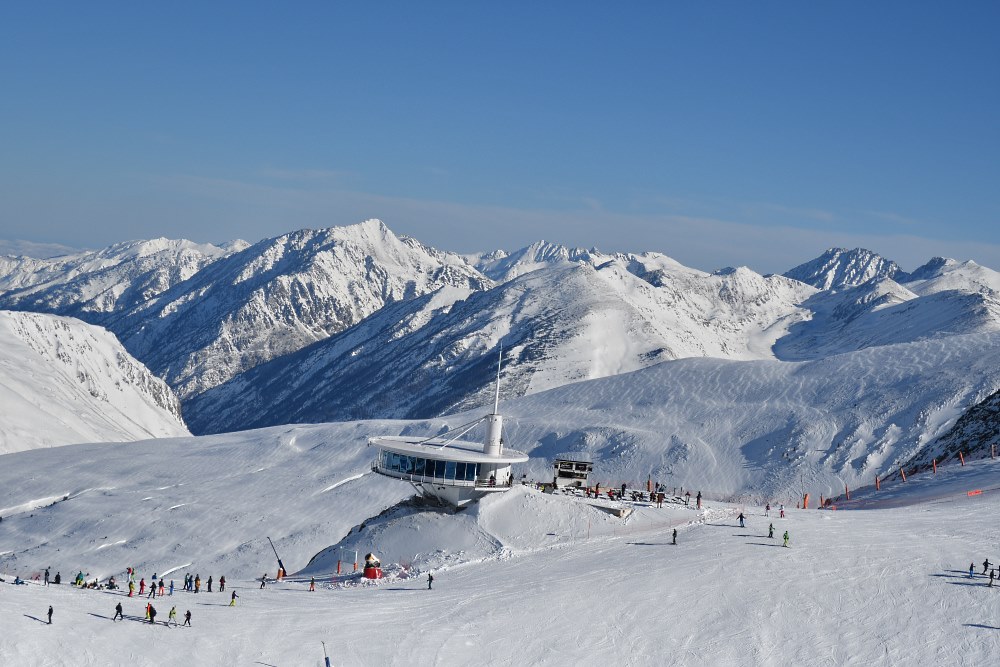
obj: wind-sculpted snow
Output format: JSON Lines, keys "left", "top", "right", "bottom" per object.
{"left": 185, "top": 261, "right": 815, "bottom": 433}
{"left": 0, "top": 311, "right": 188, "bottom": 454}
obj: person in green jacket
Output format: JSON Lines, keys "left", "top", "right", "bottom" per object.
{"left": 782, "top": 530, "right": 790, "bottom": 547}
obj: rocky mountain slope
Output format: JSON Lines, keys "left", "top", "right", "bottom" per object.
{"left": 3, "top": 224, "right": 1000, "bottom": 440}
{"left": 0, "top": 311, "right": 189, "bottom": 454}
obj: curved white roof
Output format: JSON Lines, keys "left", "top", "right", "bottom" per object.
{"left": 369, "top": 436, "right": 528, "bottom": 464}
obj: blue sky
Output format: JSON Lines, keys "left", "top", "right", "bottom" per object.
{"left": 1, "top": 2, "right": 998, "bottom": 272}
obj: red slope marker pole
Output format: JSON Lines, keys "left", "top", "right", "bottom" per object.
{"left": 875, "top": 476, "right": 881, "bottom": 492}
{"left": 959, "top": 452, "right": 965, "bottom": 466}
{"left": 900, "top": 467, "right": 907, "bottom": 482}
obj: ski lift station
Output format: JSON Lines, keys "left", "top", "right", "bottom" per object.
{"left": 552, "top": 452, "right": 594, "bottom": 488}
{"left": 369, "top": 353, "right": 528, "bottom": 507}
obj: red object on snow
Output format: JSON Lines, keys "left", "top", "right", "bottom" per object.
{"left": 363, "top": 567, "right": 383, "bottom": 580}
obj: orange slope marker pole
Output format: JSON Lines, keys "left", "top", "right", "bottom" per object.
{"left": 900, "top": 467, "right": 907, "bottom": 482}
{"left": 875, "top": 476, "right": 881, "bottom": 492}
{"left": 959, "top": 452, "right": 965, "bottom": 466}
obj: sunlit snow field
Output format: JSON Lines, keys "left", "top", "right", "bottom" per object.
{"left": 2, "top": 432, "right": 998, "bottom": 666}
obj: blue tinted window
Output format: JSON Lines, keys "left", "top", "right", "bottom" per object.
{"left": 445, "top": 461, "right": 456, "bottom": 480}
{"left": 468, "top": 464, "right": 478, "bottom": 481}
{"left": 413, "top": 458, "right": 426, "bottom": 476}
{"left": 435, "top": 460, "right": 446, "bottom": 477}
{"left": 455, "top": 462, "right": 466, "bottom": 480}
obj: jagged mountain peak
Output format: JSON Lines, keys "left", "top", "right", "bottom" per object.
{"left": 784, "top": 247, "right": 901, "bottom": 290}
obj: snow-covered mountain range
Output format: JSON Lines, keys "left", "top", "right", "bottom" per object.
{"left": 0, "top": 311, "right": 189, "bottom": 454}
{"left": 2, "top": 221, "right": 999, "bottom": 484}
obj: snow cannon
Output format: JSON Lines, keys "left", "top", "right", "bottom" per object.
{"left": 363, "top": 553, "right": 383, "bottom": 580}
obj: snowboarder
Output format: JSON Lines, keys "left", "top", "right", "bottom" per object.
{"left": 260, "top": 573, "right": 267, "bottom": 589}
{"left": 47, "top": 606, "right": 53, "bottom": 624}
{"left": 113, "top": 602, "right": 124, "bottom": 622}
{"left": 219, "top": 575, "right": 226, "bottom": 592}
{"left": 672, "top": 528, "right": 677, "bottom": 545}
{"left": 783, "top": 531, "right": 790, "bottom": 547}
{"left": 229, "top": 591, "right": 238, "bottom": 607}
{"left": 183, "top": 610, "right": 192, "bottom": 626}
{"left": 309, "top": 577, "right": 316, "bottom": 592}
{"left": 207, "top": 576, "right": 213, "bottom": 593}
{"left": 765, "top": 503, "right": 770, "bottom": 517}
{"left": 738, "top": 513, "right": 745, "bottom": 528}
{"left": 768, "top": 523, "right": 774, "bottom": 539}
{"left": 969, "top": 563, "right": 976, "bottom": 578}
{"left": 168, "top": 606, "right": 178, "bottom": 626}
{"left": 44, "top": 568, "right": 50, "bottom": 586}
{"left": 427, "top": 573, "right": 434, "bottom": 590}
{"left": 983, "top": 559, "right": 992, "bottom": 575}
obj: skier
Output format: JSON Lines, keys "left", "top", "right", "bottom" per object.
{"left": 779, "top": 505, "right": 785, "bottom": 519}
{"left": 139, "top": 578, "right": 146, "bottom": 596}
{"left": 229, "top": 591, "right": 238, "bottom": 607}
{"left": 427, "top": 573, "right": 434, "bottom": 590}
{"left": 158, "top": 580, "right": 165, "bottom": 597}
{"left": 194, "top": 574, "right": 201, "bottom": 593}
{"left": 219, "top": 575, "right": 226, "bottom": 592}
{"left": 207, "top": 576, "right": 213, "bottom": 593}
{"left": 44, "top": 568, "right": 50, "bottom": 586}
{"left": 113, "top": 602, "right": 124, "bottom": 622}
{"left": 672, "top": 528, "right": 677, "bottom": 545}
{"left": 168, "top": 606, "right": 178, "bottom": 626}
{"left": 621, "top": 483, "right": 627, "bottom": 499}
{"left": 969, "top": 563, "right": 976, "bottom": 578}
{"left": 148, "top": 581, "right": 156, "bottom": 599}
{"left": 184, "top": 610, "right": 192, "bottom": 626}
{"left": 47, "top": 606, "right": 53, "bottom": 624}
{"left": 738, "top": 513, "right": 745, "bottom": 528}
{"left": 309, "top": 577, "right": 316, "bottom": 592}
{"left": 765, "top": 503, "right": 770, "bottom": 517}
{"left": 128, "top": 580, "right": 135, "bottom": 597}
{"left": 990, "top": 570, "right": 996, "bottom": 588}
{"left": 260, "top": 573, "right": 268, "bottom": 589}
{"left": 768, "top": 523, "right": 774, "bottom": 539}
{"left": 983, "top": 559, "right": 992, "bottom": 575}
{"left": 145, "top": 603, "right": 152, "bottom": 620}
{"left": 685, "top": 491, "right": 690, "bottom": 506}
{"left": 169, "top": 580, "right": 174, "bottom": 596}
{"left": 783, "top": 531, "right": 790, "bottom": 548}
{"left": 696, "top": 491, "right": 702, "bottom": 509}
{"left": 148, "top": 605, "right": 157, "bottom": 624}
{"left": 54, "top": 572, "right": 61, "bottom": 585}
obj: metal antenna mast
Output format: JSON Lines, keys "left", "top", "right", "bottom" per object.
{"left": 493, "top": 344, "right": 502, "bottom": 415}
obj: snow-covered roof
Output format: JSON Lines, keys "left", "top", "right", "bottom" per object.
{"left": 369, "top": 436, "right": 528, "bottom": 464}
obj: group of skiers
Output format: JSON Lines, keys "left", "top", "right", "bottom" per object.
{"left": 109, "top": 600, "right": 193, "bottom": 626}
{"left": 968, "top": 558, "right": 998, "bottom": 586}
{"left": 740, "top": 508, "right": 791, "bottom": 547}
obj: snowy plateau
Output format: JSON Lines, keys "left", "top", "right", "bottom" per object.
{"left": 1, "top": 221, "right": 1000, "bottom": 665}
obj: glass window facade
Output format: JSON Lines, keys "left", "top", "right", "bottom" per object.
{"left": 378, "top": 450, "right": 480, "bottom": 483}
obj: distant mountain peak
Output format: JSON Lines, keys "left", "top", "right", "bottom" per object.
{"left": 784, "top": 247, "right": 901, "bottom": 289}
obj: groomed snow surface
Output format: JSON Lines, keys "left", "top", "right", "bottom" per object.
{"left": 2, "top": 430, "right": 999, "bottom": 665}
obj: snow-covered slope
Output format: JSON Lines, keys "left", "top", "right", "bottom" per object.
{"left": 185, "top": 260, "right": 814, "bottom": 433}
{"left": 0, "top": 238, "right": 244, "bottom": 321}
{"left": 114, "top": 220, "right": 492, "bottom": 399}
{"left": 0, "top": 311, "right": 189, "bottom": 454}
{"left": 783, "top": 247, "right": 902, "bottom": 289}
{"left": 1, "top": 420, "right": 999, "bottom": 665}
